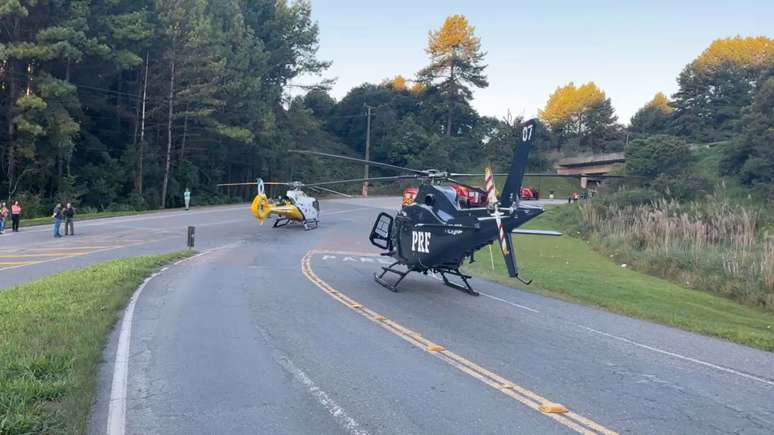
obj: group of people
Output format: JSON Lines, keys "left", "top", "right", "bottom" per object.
{"left": 0, "top": 201, "right": 23, "bottom": 234}
{"left": 52, "top": 203, "right": 76, "bottom": 238}
{"left": 0, "top": 201, "right": 76, "bottom": 237}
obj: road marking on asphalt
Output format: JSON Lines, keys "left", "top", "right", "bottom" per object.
{"left": 302, "top": 250, "right": 617, "bottom": 435}
{"left": 577, "top": 325, "right": 774, "bottom": 387}
{"left": 107, "top": 249, "right": 215, "bottom": 435}
{"left": 276, "top": 356, "right": 369, "bottom": 435}
{"left": 0, "top": 252, "right": 91, "bottom": 258}
{"left": 0, "top": 261, "right": 38, "bottom": 266}
{"left": 0, "top": 242, "right": 151, "bottom": 274}
{"left": 26, "top": 246, "right": 116, "bottom": 251}
{"left": 475, "top": 291, "right": 774, "bottom": 388}
{"left": 479, "top": 291, "right": 540, "bottom": 313}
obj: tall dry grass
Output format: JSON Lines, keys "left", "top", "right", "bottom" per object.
{"left": 577, "top": 197, "right": 774, "bottom": 309}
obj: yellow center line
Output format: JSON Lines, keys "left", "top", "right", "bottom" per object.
{"left": 26, "top": 246, "right": 116, "bottom": 251}
{"left": 0, "top": 261, "right": 39, "bottom": 266}
{"left": 301, "top": 250, "right": 617, "bottom": 435}
{"left": 0, "top": 252, "right": 91, "bottom": 258}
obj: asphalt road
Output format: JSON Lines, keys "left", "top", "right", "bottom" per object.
{"left": 2, "top": 199, "right": 772, "bottom": 434}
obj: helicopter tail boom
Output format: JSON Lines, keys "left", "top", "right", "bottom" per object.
{"left": 250, "top": 193, "right": 304, "bottom": 224}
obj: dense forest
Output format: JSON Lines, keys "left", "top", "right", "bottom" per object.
{"left": 2, "top": 1, "right": 773, "bottom": 217}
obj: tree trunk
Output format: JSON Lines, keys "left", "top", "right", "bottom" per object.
{"left": 179, "top": 105, "right": 189, "bottom": 162}
{"left": 5, "top": 18, "right": 20, "bottom": 200}
{"left": 136, "top": 51, "right": 149, "bottom": 196}
{"left": 161, "top": 55, "right": 175, "bottom": 208}
{"left": 6, "top": 62, "right": 17, "bottom": 200}
{"left": 57, "top": 145, "right": 64, "bottom": 193}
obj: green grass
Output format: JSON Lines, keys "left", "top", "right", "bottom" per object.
{"left": 0, "top": 252, "right": 192, "bottom": 435}
{"left": 21, "top": 210, "right": 149, "bottom": 227}
{"left": 465, "top": 207, "right": 774, "bottom": 351}
{"left": 522, "top": 175, "right": 580, "bottom": 198}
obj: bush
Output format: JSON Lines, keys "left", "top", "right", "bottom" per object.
{"left": 625, "top": 135, "right": 692, "bottom": 178}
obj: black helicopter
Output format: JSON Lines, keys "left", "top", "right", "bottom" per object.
{"left": 291, "top": 119, "right": 568, "bottom": 296}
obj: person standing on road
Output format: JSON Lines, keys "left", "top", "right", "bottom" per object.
{"left": 64, "top": 202, "right": 76, "bottom": 236}
{"left": 11, "top": 201, "right": 22, "bottom": 232}
{"left": 184, "top": 187, "right": 191, "bottom": 211}
{"left": 0, "top": 202, "right": 8, "bottom": 234}
{"left": 52, "top": 203, "right": 63, "bottom": 238}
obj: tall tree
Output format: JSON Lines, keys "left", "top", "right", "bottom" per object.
{"left": 630, "top": 92, "right": 673, "bottom": 135}
{"left": 670, "top": 36, "right": 774, "bottom": 141}
{"left": 720, "top": 68, "right": 774, "bottom": 198}
{"left": 418, "top": 15, "right": 487, "bottom": 136}
{"left": 539, "top": 81, "right": 620, "bottom": 152}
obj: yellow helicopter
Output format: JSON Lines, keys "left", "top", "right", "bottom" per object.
{"left": 218, "top": 178, "right": 375, "bottom": 230}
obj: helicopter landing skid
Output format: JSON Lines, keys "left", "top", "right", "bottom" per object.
{"left": 374, "top": 261, "right": 408, "bottom": 292}
{"left": 273, "top": 217, "right": 292, "bottom": 228}
{"left": 374, "top": 262, "right": 479, "bottom": 296}
{"left": 438, "top": 269, "right": 479, "bottom": 296}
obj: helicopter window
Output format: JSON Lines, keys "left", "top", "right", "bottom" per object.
{"left": 436, "top": 186, "right": 462, "bottom": 209}
{"left": 369, "top": 213, "right": 393, "bottom": 250}
{"left": 424, "top": 194, "right": 435, "bottom": 207}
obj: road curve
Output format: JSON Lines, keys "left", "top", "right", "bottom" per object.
{"left": 2, "top": 199, "right": 772, "bottom": 434}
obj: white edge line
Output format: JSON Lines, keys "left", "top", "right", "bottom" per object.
{"left": 474, "top": 289, "right": 774, "bottom": 387}
{"left": 276, "top": 356, "right": 369, "bottom": 435}
{"left": 106, "top": 249, "right": 212, "bottom": 435}
{"left": 578, "top": 325, "right": 774, "bottom": 387}
{"left": 479, "top": 292, "right": 540, "bottom": 313}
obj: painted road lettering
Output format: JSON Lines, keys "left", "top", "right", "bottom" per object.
{"left": 322, "top": 255, "right": 393, "bottom": 265}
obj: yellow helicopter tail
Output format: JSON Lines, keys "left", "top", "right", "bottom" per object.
{"left": 250, "top": 193, "right": 272, "bottom": 224}
{"left": 250, "top": 193, "right": 304, "bottom": 224}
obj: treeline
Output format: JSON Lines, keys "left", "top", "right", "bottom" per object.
{"left": 1, "top": 0, "right": 328, "bottom": 215}
{"left": 624, "top": 36, "right": 774, "bottom": 200}
{"left": 294, "top": 34, "right": 774, "bottom": 201}
{"left": 2, "top": 1, "right": 773, "bottom": 215}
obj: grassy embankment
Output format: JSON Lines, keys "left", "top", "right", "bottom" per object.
{"left": 0, "top": 252, "right": 191, "bottom": 434}
{"left": 465, "top": 207, "right": 774, "bottom": 351}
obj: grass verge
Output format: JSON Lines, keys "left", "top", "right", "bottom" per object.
{"left": 464, "top": 207, "right": 774, "bottom": 351}
{"left": 21, "top": 210, "right": 148, "bottom": 228}
{"left": 19, "top": 205, "right": 206, "bottom": 228}
{"left": 0, "top": 252, "right": 192, "bottom": 434}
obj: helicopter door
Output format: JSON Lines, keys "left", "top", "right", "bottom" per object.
{"left": 369, "top": 212, "right": 393, "bottom": 250}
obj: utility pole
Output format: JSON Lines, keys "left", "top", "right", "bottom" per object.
{"left": 362, "top": 104, "right": 372, "bottom": 197}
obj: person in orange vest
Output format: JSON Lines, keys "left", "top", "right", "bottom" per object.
{"left": 11, "top": 201, "right": 22, "bottom": 232}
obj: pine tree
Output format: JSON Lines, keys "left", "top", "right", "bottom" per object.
{"left": 418, "top": 15, "right": 487, "bottom": 137}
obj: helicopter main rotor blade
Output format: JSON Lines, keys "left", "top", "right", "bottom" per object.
{"left": 305, "top": 174, "right": 419, "bottom": 187}
{"left": 309, "top": 186, "right": 352, "bottom": 198}
{"left": 289, "top": 149, "right": 429, "bottom": 176}
{"left": 217, "top": 181, "right": 293, "bottom": 187}
{"left": 451, "top": 172, "right": 638, "bottom": 179}
{"left": 216, "top": 181, "right": 259, "bottom": 187}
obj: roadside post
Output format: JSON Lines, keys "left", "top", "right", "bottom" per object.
{"left": 187, "top": 226, "right": 195, "bottom": 249}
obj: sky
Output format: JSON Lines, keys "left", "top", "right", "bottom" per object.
{"left": 298, "top": 0, "right": 774, "bottom": 124}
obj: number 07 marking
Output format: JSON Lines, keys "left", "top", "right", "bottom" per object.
{"left": 522, "top": 124, "right": 533, "bottom": 142}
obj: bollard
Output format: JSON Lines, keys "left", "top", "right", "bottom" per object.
{"left": 187, "top": 226, "right": 195, "bottom": 249}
